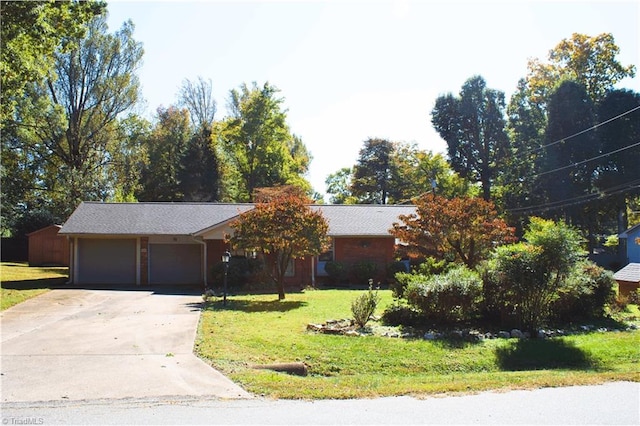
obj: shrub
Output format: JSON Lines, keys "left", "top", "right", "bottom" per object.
{"left": 351, "top": 281, "right": 381, "bottom": 328}
{"left": 489, "top": 218, "right": 584, "bottom": 334}
{"left": 629, "top": 288, "right": 640, "bottom": 305}
{"left": 387, "top": 260, "right": 408, "bottom": 287}
{"left": 553, "top": 261, "right": 616, "bottom": 321}
{"left": 405, "top": 265, "right": 482, "bottom": 323}
{"left": 381, "top": 301, "right": 420, "bottom": 327}
{"left": 351, "top": 260, "right": 378, "bottom": 285}
{"left": 390, "top": 257, "right": 450, "bottom": 299}
{"left": 210, "top": 256, "right": 263, "bottom": 291}
{"left": 324, "top": 261, "right": 348, "bottom": 285}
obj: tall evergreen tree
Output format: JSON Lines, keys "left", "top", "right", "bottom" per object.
{"left": 178, "top": 127, "right": 220, "bottom": 202}
{"left": 351, "top": 138, "right": 395, "bottom": 204}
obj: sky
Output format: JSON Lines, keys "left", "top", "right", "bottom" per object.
{"left": 106, "top": 0, "right": 640, "bottom": 200}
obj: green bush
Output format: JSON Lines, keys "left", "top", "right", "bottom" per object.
{"left": 488, "top": 218, "right": 584, "bottom": 334}
{"left": 324, "top": 261, "right": 348, "bottom": 285}
{"left": 381, "top": 301, "right": 420, "bottom": 327}
{"left": 405, "top": 265, "right": 482, "bottom": 323}
{"left": 210, "top": 256, "right": 263, "bottom": 291}
{"left": 553, "top": 261, "right": 616, "bottom": 321}
{"left": 386, "top": 260, "right": 408, "bottom": 288}
{"left": 351, "top": 281, "right": 380, "bottom": 328}
{"left": 391, "top": 258, "right": 450, "bottom": 299}
{"left": 351, "top": 260, "right": 378, "bottom": 285}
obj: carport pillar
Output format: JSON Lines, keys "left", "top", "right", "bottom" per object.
{"left": 140, "top": 237, "right": 149, "bottom": 285}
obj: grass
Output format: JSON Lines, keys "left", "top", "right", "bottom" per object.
{"left": 195, "top": 289, "right": 640, "bottom": 399}
{"left": 1, "top": 262, "right": 68, "bottom": 310}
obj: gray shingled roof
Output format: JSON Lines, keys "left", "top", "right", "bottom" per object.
{"left": 59, "top": 202, "right": 254, "bottom": 236}
{"left": 613, "top": 263, "right": 640, "bottom": 283}
{"left": 312, "top": 204, "right": 415, "bottom": 236}
{"left": 59, "top": 202, "right": 416, "bottom": 237}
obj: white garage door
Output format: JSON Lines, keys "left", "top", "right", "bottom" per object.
{"left": 77, "top": 239, "right": 137, "bottom": 285}
{"left": 149, "top": 244, "right": 202, "bottom": 285}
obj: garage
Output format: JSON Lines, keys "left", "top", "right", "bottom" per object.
{"left": 77, "top": 239, "right": 137, "bottom": 285}
{"left": 149, "top": 243, "right": 202, "bottom": 285}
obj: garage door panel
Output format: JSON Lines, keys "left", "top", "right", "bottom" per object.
{"left": 78, "top": 239, "right": 136, "bottom": 284}
{"left": 149, "top": 244, "right": 201, "bottom": 285}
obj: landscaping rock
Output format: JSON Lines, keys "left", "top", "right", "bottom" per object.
{"left": 498, "top": 331, "right": 511, "bottom": 339}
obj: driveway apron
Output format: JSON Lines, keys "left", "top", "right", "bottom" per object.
{"left": 1, "top": 289, "right": 251, "bottom": 402}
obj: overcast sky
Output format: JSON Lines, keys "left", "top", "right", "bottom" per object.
{"left": 106, "top": 0, "right": 639, "bottom": 199}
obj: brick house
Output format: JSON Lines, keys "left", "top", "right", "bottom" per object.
{"left": 58, "top": 202, "right": 415, "bottom": 289}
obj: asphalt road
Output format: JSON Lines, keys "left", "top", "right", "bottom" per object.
{"left": 1, "top": 381, "right": 639, "bottom": 425}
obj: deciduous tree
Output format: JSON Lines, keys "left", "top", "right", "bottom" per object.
{"left": 178, "top": 76, "right": 217, "bottom": 131}
{"left": 525, "top": 33, "right": 636, "bottom": 105}
{"left": 138, "top": 107, "right": 191, "bottom": 201}
{"left": 1, "top": 0, "right": 105, "bottom": 128}
{"left": 391, "top": 194, "right": 516, "bottom": 268}
{"left": 4, "top": 14, "right": 143, "bottom": 219}
{"left": 213, "top": 82, "right": 311, "bottom": 201}
{"left": 230, "top": 194, "right": 330, "bottom": 300}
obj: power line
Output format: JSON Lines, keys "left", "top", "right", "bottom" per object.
{"left": 533, "top": 140, "right": 640, "bottom": 179}
{"left": 514, "top": 104, "right": 640, "bottom": 159}
{"left": 507, "top": 178, "right": 640, "bottom": 215}
{"left": 501, "top": 139, "right": 640, "bottom": 188}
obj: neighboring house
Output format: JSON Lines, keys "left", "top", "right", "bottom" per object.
{"left": 618, "top": 223, "right": 640, "bottom": 264}
{"left": 613, "top": 263, "right": 640, "bottom": 298}
{"left": 27, "top": 225, "right": 70, "bottom": 266}
{"left": 58, "top": 202, "right": 416, "bottom": 288}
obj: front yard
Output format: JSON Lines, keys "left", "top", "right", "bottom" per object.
{"left": 196, "top": 289, "right": 640, "bottom": 399}
{"left": 0, "top": 262, "right": 68, "bottom": 310}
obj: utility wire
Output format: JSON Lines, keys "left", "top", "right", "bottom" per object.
{"left": 501, "top": 139, "right": 640, "bottom": 187}
{"left": 514, "top": 104, "right": 640, "bottom": 159}
{"left": 507, "top": 178, "right": 640, "bottom": 215}
{"left": 533, "top": 140, "right": 640, "bottom": 179}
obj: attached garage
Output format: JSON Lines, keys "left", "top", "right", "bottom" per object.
{"left": 149, "top": 243, "right": 202, "bottom": 285}
{"left": 76, "top": 238, "right": 137, "bottom": 285}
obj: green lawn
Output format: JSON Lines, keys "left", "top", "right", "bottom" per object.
{"left": 1, "top": 262, "right": 68, "bottom": 310}
{"left": 195, "top": 289, "right": 640, "bottom": 399}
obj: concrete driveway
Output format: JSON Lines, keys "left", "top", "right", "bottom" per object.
{"left": 1, "top": 289, "right": 251, "bottom": 402}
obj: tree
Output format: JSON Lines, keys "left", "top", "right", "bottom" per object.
{"left": 214, "top": 82, "right": 311, "bottom": 201}
{"left": 351, "top": 138, "right": 395, "bottom": 204}
{"left": 525, "top": 33, "right": 636, "bottom": 106}
{"left": 390, "top": 194, "right": 516, "bottom": 268}
{"left": 1, "top": 0, "right": 105, "bottom": 128}
{"left": 108, "top": 114, "right": 150, "bottom": 202}
{"left": 390, "top": 143, "right": 476, "bottom": 201}
{"left": 178, "top": 76, "right": 217, "bottom": 130}
{"left": 504, "top": 34, "right": 636, "bottom": 237}
{"left": 539, "top": 81, "right": 599, "bottom": 242}
{"left": 138, "top": 107, "right": 191, "bottom": 201}
{"left": 596, "top": 89, "right": 640, "bottom": 233}
{"left": 229, "top": 193, "right": 330, "bottom": 300}
{"left": 4, "top": 14, "right": 143, "bottom": 219}
{"left": 489, "top": 217, "right": 583, "bottom": 334}
{"left": 499, "top": 78, "right": 548, "bottom": 221}
{"left": 325, "top": 167, "right": 357, "bottom": 204}
{"left": 431, "top": 76, "right": 510, "bottom": 200}
{"left": 177, "top": 127, "right": 220, "bottom": 202}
